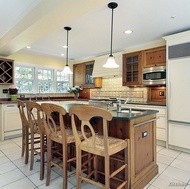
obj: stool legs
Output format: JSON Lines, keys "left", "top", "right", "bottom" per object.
{"left": 46, "top": 139, "right": 51, "bottom": 186}
{"left": 76, "top": 148, "right": 82, "bottom": 189}
{"left": 105, "top": 155, "right": 110, "bottom": 189}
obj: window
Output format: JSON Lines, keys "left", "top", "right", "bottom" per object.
{"left": 38, "top": 68, "right": 53, "bottom": 93}
{"left": 15, "top": 66, "right": 34, "bottom": 93}
{"left": 15, "top": 64, "right": 72, "bottom": 93}
{"left": 57, "top": 70, "right": 70, "bottom": 92}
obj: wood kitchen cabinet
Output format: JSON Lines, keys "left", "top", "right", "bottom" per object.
{"left": 122, "top": 51, "right": 142, "bottom": 86}
{"left": 73, "top": 61, "right": 95, "bottom": 88}
{"left": 0, "top": 58, "right": 14, "bottom": 84}
{"left": 143, "top": 46, "right": 166, "bottom": 67}
{"left": 73, "top": 63, "right": 85, "bottom": 86}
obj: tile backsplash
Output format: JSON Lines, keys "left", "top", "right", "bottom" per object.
{"left": 90, "top": 77, "right": 148, "bottom": 102}
{"left": 0, "top": 77, "right": 148, "bottom": 102}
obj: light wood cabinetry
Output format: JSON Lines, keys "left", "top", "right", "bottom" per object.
{"left": 0, "top": 104, "right": 22, "bottom": 141}
{"left": 107, "top": 113, "right": 158, "bottom": 188}
{"left": 0, "top": 58, "right": 14, "bottom": 84}
{"left": 122, "top": 51, "right": 142, "bottom": 86}
{"left": 73, "top": 61, "right": 101, "bottom": 88}
{"left": 73, "top": 63, "right": 85, "bottom": 87}
{"left": 143, "top": 46, "right": 166, "bottom": 67}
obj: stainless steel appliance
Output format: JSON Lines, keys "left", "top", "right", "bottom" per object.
{"left": 143, "top": 66, "right": 166, "bottom": 85}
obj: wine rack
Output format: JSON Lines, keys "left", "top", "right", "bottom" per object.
{"left": 0, "top": 58, "right": 14, "bottom": 84}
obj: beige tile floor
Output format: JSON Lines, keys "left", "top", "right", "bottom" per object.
{"left": 0, "top": 137, "right": 190, "bottom": 189}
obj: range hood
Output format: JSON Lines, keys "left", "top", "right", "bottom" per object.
{"left": 92, "top": 52, "right": 122, "bottom": 78}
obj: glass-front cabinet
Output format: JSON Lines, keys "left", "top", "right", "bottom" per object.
{"left": 122, "top": 51, "right": 142, "bottom": 86}
{"left": 85, "top": 62, "right": 94, "bottom": 86}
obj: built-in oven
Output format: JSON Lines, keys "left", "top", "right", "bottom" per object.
{"left": 143, "top": 66, "right": 166, "bottom": 85}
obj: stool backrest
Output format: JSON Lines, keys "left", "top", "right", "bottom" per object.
{"left": 41, "top": 103, "right": 67, "bottom": 142}
{"left": 26, "top": 101, "right": 44, "bottom": 133}
{"left": 17, "top": 100, "right": 28, "bottom": 128}
{"left": 69, "top": 105, "right": 112, "bottom": 153}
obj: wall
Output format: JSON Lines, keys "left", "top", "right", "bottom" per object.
{"left": 91, "top": 77, "right": 148, "bottom": 102}
{"left": 0, "top": 39, "right": 166, "bottom": 100}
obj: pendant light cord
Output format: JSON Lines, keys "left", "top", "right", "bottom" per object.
{"left": 110, "top": 8, "right": 114, "bottom": 56}
{"left": 66, "top": 29, "right": 69, "bottom": 66}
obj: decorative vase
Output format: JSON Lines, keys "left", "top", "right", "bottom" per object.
{"left": 10, "top": 94, "right": 18, "bottom": 101}
{"left": 74, "top": 93, "right": 79, "bottom": 99}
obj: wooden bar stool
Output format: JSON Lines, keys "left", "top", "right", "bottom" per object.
{"left": 26, "top": 101, "right": 46, "bottom": 180}
{"left": 17, "top": 100, "right": 30, "bottom": 164}
{"left": 41, "top": 103, "right": 85, "bottom": 189}
{"left": 69, "top": 105, "right": 130, "bottom": 189}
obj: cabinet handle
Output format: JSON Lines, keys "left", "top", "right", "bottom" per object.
{"left": 7, "top": 105, "right": 16, "bottom": 107}
{"left": 133, "top": 118, "right": 157, "bottom": 127}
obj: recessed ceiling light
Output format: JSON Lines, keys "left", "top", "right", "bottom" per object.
{"left": 26, "top": 46, "right": 31, "bottom": 49}
{"left": 170, "top": 15, "right": 176, "bottom": 19}
{"left": 62, "top": 45, "right": 67, "bottom": 48}
{"left": 124, "top": 30, "right": 133, "bottom": 34}
{"left": 61, "top": 53, "right": 64, "bottom": 56}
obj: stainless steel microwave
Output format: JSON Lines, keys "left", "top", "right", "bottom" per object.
{"left": 143, "top": 66, "right": 166, "bottom": 85}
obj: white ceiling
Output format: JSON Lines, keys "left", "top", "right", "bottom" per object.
{"left": 0, "top": 0, "right": 190, "bottom": 61}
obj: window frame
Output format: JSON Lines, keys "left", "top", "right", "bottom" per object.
{"left": 14, "top": 63, "right": 72, "bottom": 94}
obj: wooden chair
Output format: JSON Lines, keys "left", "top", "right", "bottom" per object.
{"left": 26, "top": 101, "right": 46, "bottom": 180}
{"left": 41, "top": 103, "right": 84, "bottom": 189}
{"left": 17, "top": 100, "right": 30, "bottom": 164}
{"left": 69, "top": 105, "right": 130, "bottom": 189}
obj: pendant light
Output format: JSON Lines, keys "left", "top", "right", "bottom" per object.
{"left": 103, "top": 2, "right": 119, "bottom": 68}
{"left": 62, "top": 26, "right": 73, "bottom": 74}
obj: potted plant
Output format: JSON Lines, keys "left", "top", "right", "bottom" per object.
{"left": 68, "top": 86, "right": 82, "bottom": 99}
{"left": 8, "top": 88, "right": 18, "bottom": 101}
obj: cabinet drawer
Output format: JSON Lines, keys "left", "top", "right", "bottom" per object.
{"left": 169, "top": 122, "right": 190, "bottom": 149}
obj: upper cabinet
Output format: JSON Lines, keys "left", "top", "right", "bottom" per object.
{"left": 0, "top": 58, "right": 14, "bottom": 84}
{"left": 73, "top": 61, "right": 95, "bottom": 88}
{"left": 73, "top": 63, "right": 85, "bottom": 87}
{"left": 122, "top": 51, "right": 142, "bottom": 86}
{"left": 143, "top": 46, "right": 166, "bottom": 68}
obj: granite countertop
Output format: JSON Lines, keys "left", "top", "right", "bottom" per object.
{"left": 0, "top": 97, "right": 89, "bottom": 104}
{"left": 59, "top": 103, "right": 158, "bottom": 121}
{"left": 127, "top": 102, "right": 166, "bottom": 106}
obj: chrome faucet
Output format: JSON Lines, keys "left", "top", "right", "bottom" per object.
{"left": 117, "top": 99, "right": 122, "bottom": 113}
{"left": 124, "top": 97, "right": 131, "bottom": 105}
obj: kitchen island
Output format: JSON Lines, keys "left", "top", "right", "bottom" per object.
{"left": 0, "top": 99, "right": 158, "bottom": 188}
{"left": 59, "top": 103, "right": 159, "bottom": 189}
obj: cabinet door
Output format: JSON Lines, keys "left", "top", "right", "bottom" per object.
{"left": 169, "top": 122, "right": 190, "bottom": 150}
{"left": 143, "top": 46, "right": 166, "bottom": 67}
{"left": 122, "top": 51, "right": 142, "bottom": 86}
{"left": 84, "top": 61, "right": 94, "bottom": 88}
{"left": 73, "top": 63, "right": 85, "bottom": 86}
{"left": 4, "top": 110, "right": 22, "bottom": 131}
{"left": 0, "top": 58, "right": 14, "bottom": 84}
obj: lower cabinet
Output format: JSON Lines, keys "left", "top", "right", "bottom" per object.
{"left": 0, "top": 104, "right": 22, "bottom": 141}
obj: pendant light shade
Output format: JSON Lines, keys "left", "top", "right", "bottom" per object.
{"left": 103, "top": 2, "right": 119, "bottom": 68}
{"left": 62, "top": 26, "right": 73, "bottom": 74}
